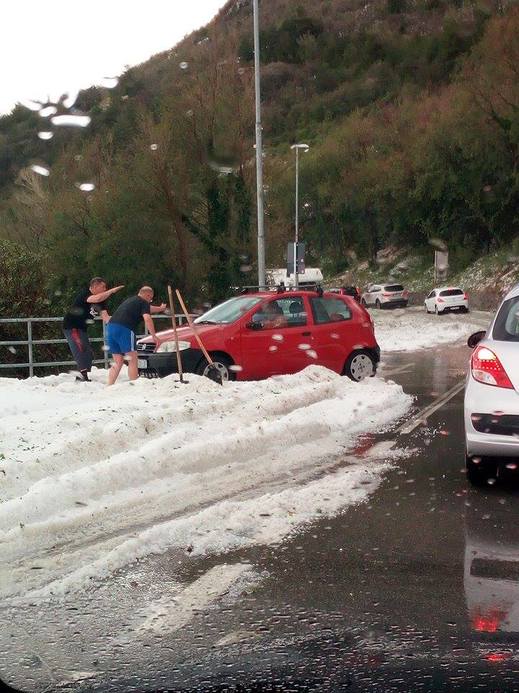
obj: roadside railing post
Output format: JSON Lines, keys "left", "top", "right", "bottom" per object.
{"left": 27, "top": 320, "right": 34, "bottom": 377}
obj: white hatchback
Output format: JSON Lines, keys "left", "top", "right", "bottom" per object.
{"left": 464, "top": 283, "right": 519, "bottom": 484}
{"left": 425, "top": 287, "right": 469, "bottom": 314}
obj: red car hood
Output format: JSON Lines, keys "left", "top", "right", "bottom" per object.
{"left": 138, "top": 323, "right": 222, "bottom": 345}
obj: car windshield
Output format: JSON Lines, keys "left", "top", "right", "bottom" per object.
{"left": 493, "top": 296, "right": 519, "bottom": 342}
{"left": 194, "top": 296, "right": 262, "bottom": 325}
{"left": 440, "top": 289, "right": 464, "bottom": 296}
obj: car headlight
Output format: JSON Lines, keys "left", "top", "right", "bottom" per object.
{"left": 156, "top": 340, "right": 191, "bottom": 353}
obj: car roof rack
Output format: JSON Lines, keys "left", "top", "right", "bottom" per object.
{"left": 234, "top": 283, "right": 326, "bottom": 296}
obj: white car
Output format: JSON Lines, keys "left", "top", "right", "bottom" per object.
{"left": 464, "top": 283, "right": 519, "bottom": 484}
{"left": 425, "top": 287, "right": 469, "bottom": 314}
{"left": 360, "top": 283, "right": 409, "bottom": 309}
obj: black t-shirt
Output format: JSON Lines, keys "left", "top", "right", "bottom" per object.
{"left": 63, "top": 287, "right": 107, "bottom": 330}
{"left": 111, "top": 296, "right": 151, "bottom": 332}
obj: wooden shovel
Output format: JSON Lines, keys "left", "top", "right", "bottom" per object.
{"left": 175, "top": 289, "right": 223, "bottom": 385}
{"left": 167, "top": 285, "right": 187, "bottom": 384}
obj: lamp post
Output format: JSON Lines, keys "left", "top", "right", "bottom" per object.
{"left": 290, "top": 143, "right": 309, "bottom": 288}
{"left": 252, "top": 0, "right": 266, "bottom": 288}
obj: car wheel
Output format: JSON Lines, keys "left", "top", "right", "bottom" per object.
{"left": 375, "top": 299, "right": 381, "bottom": 309}
{"left": 196, "top": 354, "right": 235, "bottom": 382}
{"left": 343, "top": 350, "right": 376, "bottom": 382}
{"left": 466, "top": 453, "right": 498, "bottom": 487}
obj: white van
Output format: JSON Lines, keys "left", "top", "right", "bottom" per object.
{"left": 267, "top": 267, "right": 323, "bottom": 288}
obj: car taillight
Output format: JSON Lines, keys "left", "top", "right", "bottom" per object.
{"left": 382, "top": 292, "right": 391, "bottom": 297}
{"left": 471, "top": 346, "right": 514, "bottom": 389}
{"left": 437, "top": 298, "right": 445, "bottom": 303}
{"left": 464, "top": 292, "right": 469, "bottom": 300}
{"left": 472, "top": 610, "right": 505, "bottom": 633}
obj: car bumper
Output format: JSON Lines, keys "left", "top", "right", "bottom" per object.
{"left": 437, "top": 300, "right": 468, "bottom": 312}
{"left": 380, "top": 298, "right": 408, "bottom": 307}
{"left": 465, "top": 377, "right": 519, "bottom": 457}
{"left": 137, "top": 348, "right": 203, "bottom": 378}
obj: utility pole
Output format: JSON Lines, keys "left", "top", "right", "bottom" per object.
{"left": 253, "top": 0, "right": 266, "bottom": 288}
{"left": 290, "top": 143, "right": 309, "bottom": 288}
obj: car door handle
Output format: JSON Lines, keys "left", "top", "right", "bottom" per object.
{"left": 302, "top": 331, "right": 311, "bottom": 336}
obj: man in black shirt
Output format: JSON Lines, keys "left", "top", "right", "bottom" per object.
{"left": 63, "top": 277, "right": 124, "bottom": 381}
{"left": 106, "top": 286, "right": 166, "bottom": 385}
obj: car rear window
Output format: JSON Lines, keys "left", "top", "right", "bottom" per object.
{"left": 493, "top": 296, "right": 519, "bottom": 342}
{"left": 384, "top": 284, "right": 404, "bottom": 292}
{"left": 310, "top": 297, "right": 351, "bottom": 324}
{"left": 439, "top": 289, "right": 464, "bottom": 297}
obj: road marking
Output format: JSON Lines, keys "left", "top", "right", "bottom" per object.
{"left": 381, "top": 364, "right": 415, "bottom": 377}
{"left": 397, "top": 380, "right": 465, "bottom": 435}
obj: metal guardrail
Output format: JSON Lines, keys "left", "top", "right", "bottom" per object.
{"left": 0, "top": 314, "right": 189, "bottom": 377}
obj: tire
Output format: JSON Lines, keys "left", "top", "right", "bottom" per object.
{"left": 343, "top": 350, "right": 376, "bottom": 382}
{"left": 466, "top": 453, "right": 497, "bottom": 487}
{"left": 375, "top": 299, "right": 381, "bottom": 310}
{"left": 195, "top": 353, "right": 235, "bottom": 382}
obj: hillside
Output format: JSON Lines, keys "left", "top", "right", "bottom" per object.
{"left": 0, "top": 0, "right": 518, "bottom": 315}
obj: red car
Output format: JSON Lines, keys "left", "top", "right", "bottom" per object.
{"left": 136, "top": 290, "right": 380, "bottom": 382}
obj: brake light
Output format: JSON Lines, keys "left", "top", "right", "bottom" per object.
{"left": 464, "top": 292, "right": 469, "bottom": 300}
{"left": 472, "top": 610, "right": 505, "bottom": 633}
{"left": 472, "top": 346, "right": 514, "bottom": 389}
{"left": 485, "top": 652, "right": 511, "bottom": 663}
{"left": 437, "top": 298, "right": 445, "bottom": 303}
{"left": 382, "top": 292, "right": 391, "bottom": 297}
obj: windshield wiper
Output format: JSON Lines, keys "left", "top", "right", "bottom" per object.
{"left": 195, "top": 320, "right": 219, "bottom": 325}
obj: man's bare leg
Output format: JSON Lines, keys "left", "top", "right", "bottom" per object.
{"left": 108, "top": 354, "right": 124, "bottom": 386}
{"left": 127, "top": 351, "right": 139, "bottom": 381}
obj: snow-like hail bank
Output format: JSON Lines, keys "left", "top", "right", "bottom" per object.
{"left": 0, "top": 366, "right": 411, "bottom": 602}
{"left": 372, "top": 308, "right": 485, "bottom": 352}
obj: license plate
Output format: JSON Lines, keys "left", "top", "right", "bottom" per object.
{"left": 138, "top": 359, "right": 147, "bottom": 369}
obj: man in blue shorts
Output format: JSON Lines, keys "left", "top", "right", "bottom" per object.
{"left": 106, "top": 286, "right": 166, "bottom": 385}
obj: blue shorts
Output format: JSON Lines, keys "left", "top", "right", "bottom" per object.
{"left": 106, "top": 322, "right": 136, "bottom": 355}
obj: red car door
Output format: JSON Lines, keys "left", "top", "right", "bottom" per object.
{"left": 240, "top": 295, "right": 313, "bottom": 378}
{"left": 306, "top": 295, "right": 355, "bottom": 374}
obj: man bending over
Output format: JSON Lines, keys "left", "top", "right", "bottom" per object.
{"left": 106, "top": 286, "right": 166, "bottom": 385}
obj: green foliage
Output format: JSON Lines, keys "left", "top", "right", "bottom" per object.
{"left": 0, "top": 239, "right": 49, "bottom": 316}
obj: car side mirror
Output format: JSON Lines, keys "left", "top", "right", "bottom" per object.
{"left": 246, "top": 321, "right": 263, "bottom": 330}
{"left": 467, "top": 330, "right": 486, "bottom": 348}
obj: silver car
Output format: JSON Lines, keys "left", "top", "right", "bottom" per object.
{"left": 465, "top": 283, "right": 519, "bottom": 484}
{"left": 360, "top": 283, "right": 409, "bottom": 309}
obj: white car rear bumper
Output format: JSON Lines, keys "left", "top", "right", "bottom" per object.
{"left": 465, "top": 376, "right": 519, "bottom": 457}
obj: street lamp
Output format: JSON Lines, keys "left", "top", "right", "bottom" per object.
{"left": 290, "top": 143, "right": 309, "bottom": 288}
{"left": 252, "top": 0, "right": 266, "bottom": 288}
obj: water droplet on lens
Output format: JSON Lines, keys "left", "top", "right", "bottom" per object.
{"left": 39, "top": 105, "right": 57, "bottom": 118}
{"left": 229, "top": 365, "right": 243, "bottom": 372}
{"left": 298, "top": 343, "right": 311, "bottom": 351}
{"left": 76, "top": 182, "right": 95, "bottom": 192}
{"left": 150, "top": 143, "right": 158, "bottom": 151}
{"left": 306, "top": 350, "right": 318, "bottom": 359}
{"left": 272, "top": 334, "right": 284, "bottom": 342}
{"left": 100, "top": 76, "right": 119, "bottom": 89}
{"left": 63, "top": 91, "right": 79, "bottom": 109}
{"left": 30, "top": 164, "right": 50, "bottom": 177}
{"left": 51, "top": 114, "right": 91, "bottom": 128}
{"left": 38, "top": 131, "right": 53, "bottom": 140}
{"left": 269, "top": 346, "right": 278, "bottom": 352}
{"left": 179, "top": 62, "right": 189, "bottom": 70}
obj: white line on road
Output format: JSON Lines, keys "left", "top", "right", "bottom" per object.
{"left": 397, "top": 380, "right": 465, "bottom": 435}
{"left": 381, "top": 364, "right": 415, "bottom": 377}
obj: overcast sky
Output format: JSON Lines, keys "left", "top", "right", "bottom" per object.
{"left": 1, "top": 0, "right": 228, "bottom": 115}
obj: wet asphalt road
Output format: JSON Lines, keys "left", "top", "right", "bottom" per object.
{"left": 4, "top": 313, "right": 519, "bottom": 693}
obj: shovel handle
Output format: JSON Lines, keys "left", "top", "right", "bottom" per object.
{"left": 175, "top": 290, "right": 214, "bottom": 365}
{"left": 167, "top": 285, "right": 184, "bottom": 381}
